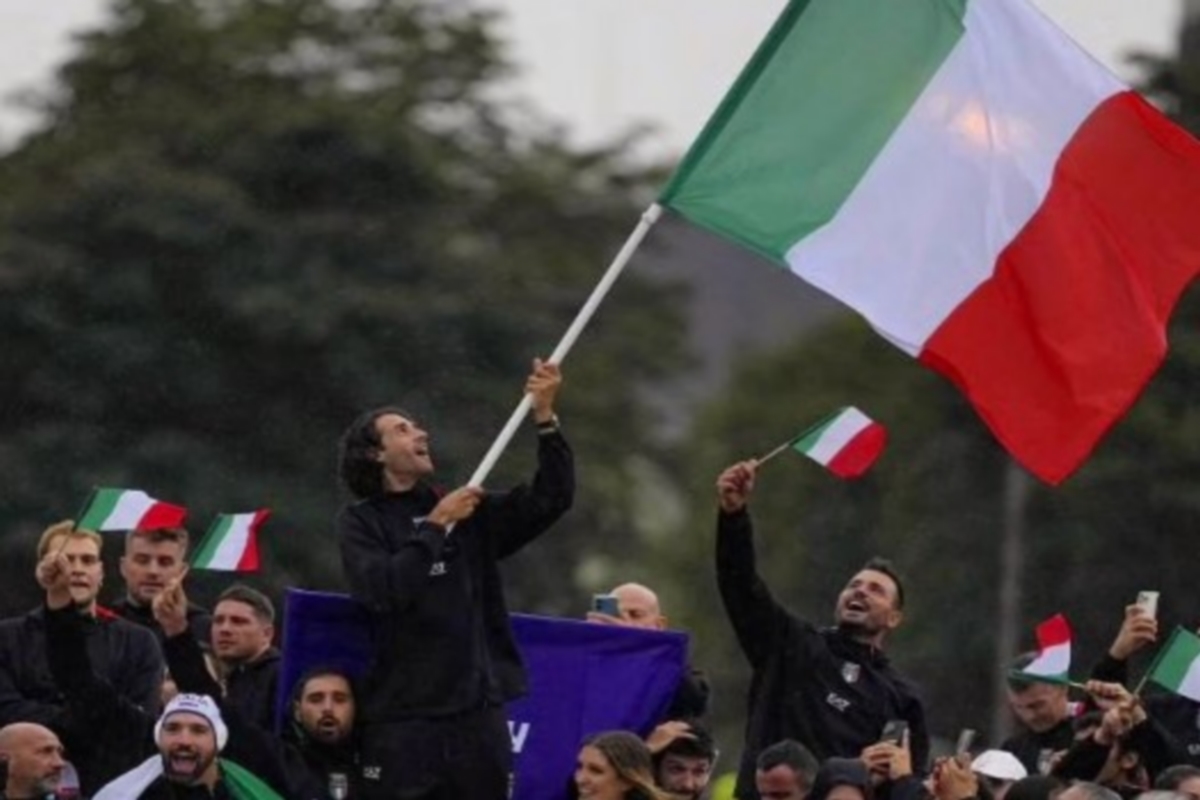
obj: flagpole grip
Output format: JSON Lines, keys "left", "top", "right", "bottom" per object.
{"left": 466, "top": 204, "right": 664, "bottom": 488}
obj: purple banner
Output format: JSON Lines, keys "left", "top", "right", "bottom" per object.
{"left": 279, "top": 589, "right": 687, "bottom": 800}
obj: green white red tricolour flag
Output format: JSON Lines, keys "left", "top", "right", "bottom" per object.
{"left": 791, "top": 407, "right": 887, "bottom": 479}
{"left": 659, "top": 0, "right": 1200, "bottom": 485}
{"left": 1014, "top": 614, "right": 1072, "bottom": 684}
{"left": 1147, "top": 627, "right": 1200, "bottom": 702}
{"left": 191, "top": 510, "right": 271, "bottom": 572}
{"left": 77, "top": 488, "right": 188, "bottom": 532}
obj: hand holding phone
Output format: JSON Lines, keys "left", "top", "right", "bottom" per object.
{"left": 881, "top": 719, "right": 908, "bottom": 746}
{"left": 1136, "top": 591, "right": 1159, "bottom": 620}
{"left": 591, "top": 594, "right": 620, "bottom": 617}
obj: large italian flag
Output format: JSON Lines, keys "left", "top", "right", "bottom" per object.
{"left": 660, "top": 0, "right": 1200, "bottom": 485}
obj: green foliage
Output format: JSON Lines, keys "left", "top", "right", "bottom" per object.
{"left": 0, "top": 0, "right": 687, "bottom": 611}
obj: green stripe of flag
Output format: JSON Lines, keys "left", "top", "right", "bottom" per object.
{"left": 191, "top": 515, "right": 235, "bottom": 567}
{"left": 791, "top": 407, "right": 844, "bottom": 454}
{"left": 1150, "top": 627, "right": 1200, "bottom": 695}
{"left": 77, "top": 488, "right": 122, "bottom": 531}
{"left": 659, "top": 0, "right": 967, "bottom": 263}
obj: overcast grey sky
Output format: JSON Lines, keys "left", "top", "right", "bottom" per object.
{"left": 0, "top": 0, "right": 1182, "bottom": 155}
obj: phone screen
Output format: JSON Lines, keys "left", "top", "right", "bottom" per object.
{"left": 592, "top": 594, "right": 620, "bottom": 617}
{"left": 881, "top": 719, "right": 908, "bottom": 745}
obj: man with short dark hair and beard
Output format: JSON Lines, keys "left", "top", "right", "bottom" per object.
{"left": 337, "top": 358, "right": 573, "bottom": 800}
{"left": 285, "top": 667, "right": 361, "bottom": 799}
{"left": 92, "top": 694, "right": 285, "bottom": 799}
{"left": 715, "top": 460, "right": 928, "bottom": 800}
{"left": 0, "top": 721, "right": 66, "bottom": 799}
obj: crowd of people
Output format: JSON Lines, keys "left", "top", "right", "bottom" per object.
{"left": 0, "top": 362, "right": 1196, "bottom": 800}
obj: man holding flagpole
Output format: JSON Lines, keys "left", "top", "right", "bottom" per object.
{"left": 336, "top": 358, "right": 573, "bottom": 800}
{"left": 715, "top": 460, "right": 928, "bottom": 800}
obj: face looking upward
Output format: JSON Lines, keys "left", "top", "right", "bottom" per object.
{"left": 373, "top": 413, "right": 433, "bottom": 490}
{"left": 834, "top": 568, "right": 903, "bottom": 637}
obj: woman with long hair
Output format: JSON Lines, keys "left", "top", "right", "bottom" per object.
{"left": 572, "top": 730, "right": 671, "bottom": 800}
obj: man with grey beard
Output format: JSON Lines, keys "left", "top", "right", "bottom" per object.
{"left": 0, "top": 722, "right": 66, "bottom": 799}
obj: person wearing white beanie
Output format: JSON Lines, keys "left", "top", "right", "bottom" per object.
{"left": 93, "top": 694, "right": 283, "bottom": 800}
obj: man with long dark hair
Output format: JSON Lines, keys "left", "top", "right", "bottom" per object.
{"left": 336, "top": 358, "right": 573, "bottom": 799}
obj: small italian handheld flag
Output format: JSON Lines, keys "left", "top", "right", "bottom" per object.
{"left": 191, "top": 510, "right": 271, "bottom": 572}
{"left": 1013, "top": 614, "right": 1073, "bottom": 684}
{"left": 782, "top": 406, "right": 887, "bottom": 479}
{"left": 77, "top": 488, "right": 188, "bottom": 532}
{"left": 1145, "top": 627, "right": 1200, "bottom": 702}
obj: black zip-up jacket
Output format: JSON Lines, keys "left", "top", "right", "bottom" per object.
{"left": 1000, "top": 718, "right": 1076, "bottom": 775}
{"left": 337, "top": 428, "right": 573, "bottom": 721}
{"left": 716, "top": 508, "right": 929, "bottom": 800}
{"left": 282, "top": 728, "right": 361, "bottom": 800}
{"left": 43, "top": 606, "right": 295, "bottom": 799}
{"left": 225, "top": 648, "right": 281, "bottom": 732}
{"left": 0, "top": 604, "right": 163, "bottom": 792}
{"left": 111, "top": 596, "right": 213, "bottom": 649}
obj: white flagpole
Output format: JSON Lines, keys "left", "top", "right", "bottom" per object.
{"left": 466, "top": 203, "right": 664, "bottom": 487}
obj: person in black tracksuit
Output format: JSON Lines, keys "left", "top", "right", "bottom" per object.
{"left": 336, "top": 359, "right": 573, "bottom": 800}
{"left": 715, "top": 461, "right": 929, "bottom": 800}
{"left": 281, "top": 666, "right": 363, "bottom": 799}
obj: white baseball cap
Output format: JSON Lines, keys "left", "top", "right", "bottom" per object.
{"left": 971, "top": 750, "right": 1028, "bottom": 782}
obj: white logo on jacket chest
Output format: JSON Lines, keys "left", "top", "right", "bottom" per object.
{"left": 826, "top": 691, "right": 851, "bottom": 712}
{"left": 841, "top": 662, "right": 861, "bottom": 684}
{"left": 429, "top": 561, "right": 447, "bottom": 576}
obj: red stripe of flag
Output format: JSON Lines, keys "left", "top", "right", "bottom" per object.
{"left": 138, "top": 502, "right": 188, "bottom": 530}
{"left": 825, "top": 422, "right": 888, "bottom": 479}
{"left": 235, "top": 510, "right": 271, "bottom": 572}
{"left": 920, "top": 92, "right": 1200, "bottom": 484}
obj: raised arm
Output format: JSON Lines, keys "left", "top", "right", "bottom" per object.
{"left": 483, "top": 359, "right": 575, "bottom": 559}
{"left": 715, "top": 460, "right": 794, "bottom": 668}
{"left": 40, "top": 551, "right": 151, "bottom": 745}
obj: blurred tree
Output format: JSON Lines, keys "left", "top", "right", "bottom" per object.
{"left": 0, "top": 0, "right": 688, "bottom": 613}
